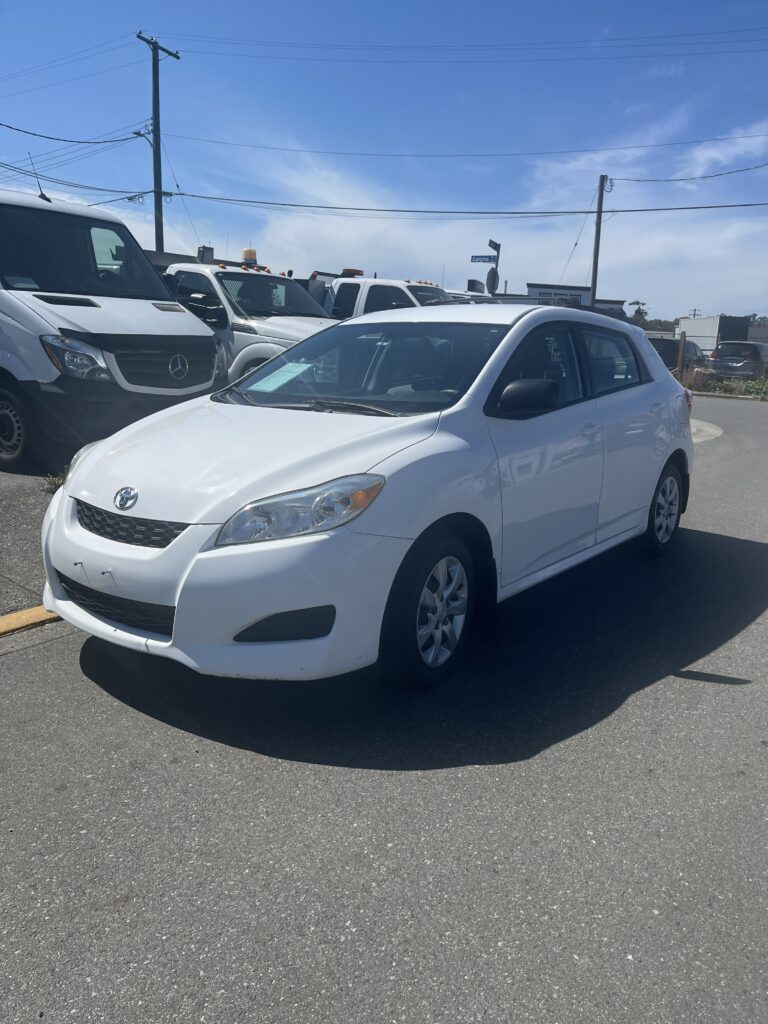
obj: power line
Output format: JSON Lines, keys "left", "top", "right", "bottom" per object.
{"left": 0, "top": 57, "right": 147, "bottom": 101}
{"left": 0, "top": 161, "right": 147, "bottom": 195}
{"left": 615, "top": 159, "right": 768, "bottom": 182}
{"left": 165, "top": 25, "right": 768, "bottom": 50}
{"left": 166, "top": 129, "right": 768, "bottom": 160}
{"left": 161, "top": 140, "right": 200, "bottom": 245}
{"left": 0, "top": 120, "right": 142, "bottom": 145}
{"left": 558, "top": 186, "right": 598, "bottom": 285}
{"left": 181, "top": 45, "right": 768, "bottom": 64}
{"left": 0, "top": 36, "right": 132, "bottom": 83}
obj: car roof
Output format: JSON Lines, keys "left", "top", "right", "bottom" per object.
{"left": 347, "top": 303, "right": 640, "bottom": 331}
{"left": 0, "top": 188, "right": 124, "bottom": 223}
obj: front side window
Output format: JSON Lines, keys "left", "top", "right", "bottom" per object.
{"left": 363, "top": 284, "right": 416, "bottom": 315}
{"left": 175, "top": 271, "right": 218, "bottom": 300}
{"left": 407, "top": 284, "right": 450, "bottom": 306}
{"left": 225, "top": 321, "right": 510, "bottom": 415}
{"left": 495, "top": 323, "right": 584, "bottom": 408}
{"left": 0, "top": 204, "right": 168, "bottom": 300}
{"left": 330, "top": 282, "right": 360, "bottom": 318}
{"left": 215, "top": 273, "right": 327, "bottom": 318}
{"left": 582, "top": 327, "right": 642, "bottom": 395}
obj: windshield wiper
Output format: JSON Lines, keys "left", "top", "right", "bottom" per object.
{"left": 266, "top": 398, "right": 400, "bottom": 417}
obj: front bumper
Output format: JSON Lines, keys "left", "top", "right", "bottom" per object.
{"left": 42, "top": 488, "right": 410, "bottom": 680}
{"left": 20, "top": 379, "right": 210, "bottom": 448}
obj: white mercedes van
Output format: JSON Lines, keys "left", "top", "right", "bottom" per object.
{"left": 0, "top": 192, "right": 219, "bottom": 468}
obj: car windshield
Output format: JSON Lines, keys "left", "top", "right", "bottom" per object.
{"left": 224, "top": 320, "right": 510, "bottom": 415}
{"left": 407, "top": 284, "right": 450, "bottom": 306}
{"left": 0, "top": 204, "right": 169, "bottom": 300}
{"left": 715, "top": 343, "right": 761, "bottom": 359}
{"left": 216, "top": 272, "right": 328, "bottom": 318}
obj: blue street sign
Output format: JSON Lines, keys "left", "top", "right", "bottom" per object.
{"left": 471, "top": 255, "right": 496, "bottom": 263}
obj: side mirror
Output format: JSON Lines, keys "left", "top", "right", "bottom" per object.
{"left": 184, "top": 292, "right": 228, "bottom": 329}
{"left": 495, "top": 378, "right": 560, "bottom": 418}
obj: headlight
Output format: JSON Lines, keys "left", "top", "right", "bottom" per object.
{"left": 217, "top": 474, "right": 385, "bottom": 546}
{"left": 40, "top": 334, "right": 113, "bottom": 381}
{"left": 64, "top": 442, "right": 97, "bottom": 485}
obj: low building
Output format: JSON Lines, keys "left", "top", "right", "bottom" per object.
{"left": 525, "top": 283, "right": 626, "bottom": 315}
{"left": 675, "top": 315, "right": 750, "bottom": 350}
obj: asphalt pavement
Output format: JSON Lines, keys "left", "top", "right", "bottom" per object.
{"left": 1, "top": 396, "right": 767, "bottom": 1023}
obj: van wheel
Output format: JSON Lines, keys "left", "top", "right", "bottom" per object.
{"left": 0, "top": 386, "right": 36, "bottom": 470}
{"left": 379, "top": 532, "right": 476, "bottom": 688}
{"left": 645, "top": 463, "right": 683, "bottom": 555}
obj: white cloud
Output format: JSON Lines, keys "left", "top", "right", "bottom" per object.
{"left": 646, "top": 61, "right": 685, "bottom": 79}
{"left": 7, "top": 106, "right": 768, "bottom": 320}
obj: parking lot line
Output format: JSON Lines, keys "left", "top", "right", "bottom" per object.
{"left": 0, "top": 605, "right": 59, "bottom": 638}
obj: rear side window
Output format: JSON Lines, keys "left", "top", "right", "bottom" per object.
{"left": 716, "top": 343, "right": 761, "bottom": 360}
{"left": 330, "top": 282, "right": 359, "bottom": 318}
{"left": 363, "top": 284, "right": 416, "bottom": 314}
{"left": 582, "top": 327, "right": 643, "bottom": 395}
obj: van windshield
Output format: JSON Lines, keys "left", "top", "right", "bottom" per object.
{"left": 216, "top": 272, "right": 328, "bottom": 318}
{"left": 0, "top": 203, "right": 169, "bottom": 300}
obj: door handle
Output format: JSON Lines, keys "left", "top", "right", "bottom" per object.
{"left": 581, "top": 422, "right": 601, "bottom": 438}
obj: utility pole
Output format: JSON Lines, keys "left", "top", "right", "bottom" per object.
{"left": 136, "top": 31, "right": 179, "bottom": 253}
{"left": 589, "top": 173, "right": 608, "bottom": 307}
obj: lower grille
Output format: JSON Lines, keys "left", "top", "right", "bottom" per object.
{"left": 57, "top": 572, "right": 175, "bottom": 638}
{"left": 113, "top": 345, "right": 215, "bottom": 389}
{"left": 75, "top": 499, "right": 188, "bottom": 548}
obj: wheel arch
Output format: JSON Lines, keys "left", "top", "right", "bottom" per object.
{"left": 666, "top": 448, "right": 690, "bottom": 514}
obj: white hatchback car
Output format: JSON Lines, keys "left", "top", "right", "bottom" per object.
{"left": 42, "top": 305, "right": 693, "bottom": 686}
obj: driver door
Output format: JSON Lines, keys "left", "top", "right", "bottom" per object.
{"left": 485, "top": 322, "right": 604, "bottom": 587}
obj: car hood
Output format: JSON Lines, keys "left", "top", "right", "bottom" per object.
{"left": 12, "top": 292, "right": 213, "bottom": 338}
{"left": 67, "top": 397, "right": 439, "bottom": 524}
{"left": 245, "top": 314, "right": 332, "bottom": 342}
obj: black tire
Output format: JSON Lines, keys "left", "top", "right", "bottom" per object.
{"left": 0, "top": 385, "right": 37, "bottom": 471}
{"left": 645, "top": 462, "right": 683, "bottom": 556}
{"left": 379, "top": 531, "right": 477, "bottom": 689}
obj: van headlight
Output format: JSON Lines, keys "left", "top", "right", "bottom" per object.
{"left": 217, "top": 475, "right": 385, "bottom": 546}
{"left": 40, "top": 335, "right": 113, "bottom": 381}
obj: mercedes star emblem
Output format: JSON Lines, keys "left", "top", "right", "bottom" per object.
{"left": 168, "top": 353, "right": 190, "bottom": 380}
{"left": 114, "top": 487, "right": 139, "bottom": 511}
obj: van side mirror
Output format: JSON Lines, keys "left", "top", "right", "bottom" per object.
{"left": 495, "top": 378, "right": 560, "bottom": 418}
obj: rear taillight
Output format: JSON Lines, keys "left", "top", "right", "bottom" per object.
{"left": 708, "top": 351, "right": 718, "bottom": 360}
{"left": 684, "top": 388, "right": 693, "bottom": 412}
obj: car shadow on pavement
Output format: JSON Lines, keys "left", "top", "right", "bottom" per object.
{"left": 80, "top": 528, "right": 768, "bottom": 770}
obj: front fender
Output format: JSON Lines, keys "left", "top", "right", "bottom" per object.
{"left": 228, "top": 342, "right": 285, "bottom": 383}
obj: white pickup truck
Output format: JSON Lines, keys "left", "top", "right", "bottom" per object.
{"left": 325, "top": 277, "right": 451, "bottom": 320}
{"left": 165, "top": 263, "right": 332, "bottom": 382}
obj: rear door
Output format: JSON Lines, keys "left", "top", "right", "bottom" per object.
{"left": 578, "top": 323, "right": 667, "bottom": 543}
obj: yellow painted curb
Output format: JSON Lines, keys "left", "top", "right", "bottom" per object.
{"left": 0, "top": 605, "right": 60, "bottom": 638}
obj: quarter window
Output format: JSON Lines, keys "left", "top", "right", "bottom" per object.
{"left": 582, "top": 328, "right": 642, "bottom": 394}
{"left": 495, "top": 324, "right": 584, "bottom": 409}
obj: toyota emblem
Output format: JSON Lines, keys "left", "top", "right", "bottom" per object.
{"left": 114, "top": 487, "right": 138, "bottom": 511}
{"left": 168, "top": 353, "right": 190, "bottom": 380}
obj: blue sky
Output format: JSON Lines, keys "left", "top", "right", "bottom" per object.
{"left": 1, "top": 0, "right": 766, "bottom": 317}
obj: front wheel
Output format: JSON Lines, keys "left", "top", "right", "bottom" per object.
{"left": 379, "top": 533, "right": 476, "bottom": 688}
{"left": 645, "top": 463, "right": 683, "bottom": 555}
{"left": 0, "top": 386, "right": 36, "bottom": 470}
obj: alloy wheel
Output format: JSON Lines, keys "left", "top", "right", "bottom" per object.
{"left": 654, "top": 475, "right": 680, "bottom": 545}
{"left": 416, "top": 555, "right": 469, "bottom": 668}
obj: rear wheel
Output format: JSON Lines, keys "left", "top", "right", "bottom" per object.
{"left": 0, "top": 386, "right": 36, "bottom": 470}
{"left": 645, "top": 463, "right": 682, "bottom": 555}
{"left": 380, "top": 532, "right": 476, "bottom": 688}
